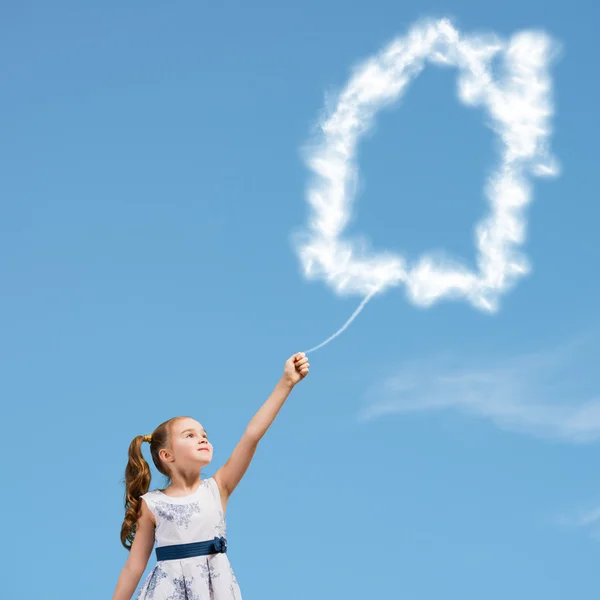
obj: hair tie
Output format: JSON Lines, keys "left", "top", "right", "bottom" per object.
{"left": 143, "top": 434, "right": 152, "bottom": 443}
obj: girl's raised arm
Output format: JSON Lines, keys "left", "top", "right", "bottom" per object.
{"left": 112, "top": 500, "right": 156, "bottom": 600}
{"left": 214, "top": 352, "right": 309, "bottom": 506}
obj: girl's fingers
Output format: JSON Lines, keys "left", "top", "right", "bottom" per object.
{"left": 288, "top": 352, "right": 310, "bottom": 377}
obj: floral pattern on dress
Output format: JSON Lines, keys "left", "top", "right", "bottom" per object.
{"left": 198, "top": 559, "right": 221, "bottom": 590}
{"left": 153, "top": 500, "right": 201, "bottom": 528}
{"left": 214, "top": 510, "right": 227, "bottom": 538}
{"left": 166, "top": 576, "right": 202, "bottom": 600}
{"left": 135, "top": 564, "right": 168, "bottom": 599}
{"left": 228, "top": 562, "right": 239, "bottom": 598}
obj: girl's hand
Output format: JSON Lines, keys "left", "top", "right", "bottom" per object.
{"left": 282, "top": 352, "right": 310, "bottom": 388}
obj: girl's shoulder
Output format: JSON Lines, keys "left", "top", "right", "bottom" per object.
{"left": 140, "top": 489, "right": 162, "bottom": 507}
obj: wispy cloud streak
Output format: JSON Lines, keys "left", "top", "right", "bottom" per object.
{"left": 557, "top": 506, "right": 600, "bottom": 541}
{"left": 358, "top": 337, "right": 600, "bottom": 443}
{"left": 296, "top": 18, "right": 559, "bottom": 313}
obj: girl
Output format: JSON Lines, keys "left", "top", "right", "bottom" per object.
{"left": 112, "top": 352, "right": 310, "bottom": 600}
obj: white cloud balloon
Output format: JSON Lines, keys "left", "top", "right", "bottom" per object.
{"left": 296, "top": 19, "right": 559, "bottom": 338}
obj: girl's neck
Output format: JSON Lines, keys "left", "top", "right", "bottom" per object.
{"left": 163, "top": 471, "right": 203, "bottom": 496}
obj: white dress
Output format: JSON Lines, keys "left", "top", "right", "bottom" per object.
{"left": 135, "top": 477, "right": 242, "bottom": 600}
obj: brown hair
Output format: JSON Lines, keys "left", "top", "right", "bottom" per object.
{"left": 120, "top": 416, "right": 188, "bottom": 549}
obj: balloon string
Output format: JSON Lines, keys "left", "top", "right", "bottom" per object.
{"left": 304, "top": 288, "right": 380, "bottom": 354}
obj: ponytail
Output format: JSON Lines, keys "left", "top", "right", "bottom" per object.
{"left": 120, "top": 435, "right": 152, "bottom": 550}
{"left": 119, "top": 417, "right": 187, "bottom": 549}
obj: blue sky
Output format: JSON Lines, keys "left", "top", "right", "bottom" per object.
{"left": 2, "top": 1, "right": 600, "bottom": 598}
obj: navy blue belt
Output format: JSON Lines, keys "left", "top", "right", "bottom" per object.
{"left": 156, "top": 536, "right": 227, "bottom": 561}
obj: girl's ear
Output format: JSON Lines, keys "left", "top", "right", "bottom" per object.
{"left": 159, "top": 447, "right": 173, "bottom": 463}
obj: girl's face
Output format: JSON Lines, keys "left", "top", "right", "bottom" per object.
{"left": 167, "top": 417, "right": 213, "bottom": 469}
